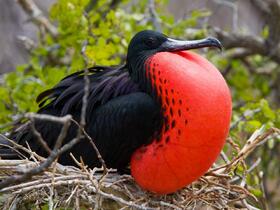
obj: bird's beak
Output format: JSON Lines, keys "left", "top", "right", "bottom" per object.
{"left": 161, "top": 37, "right": 222, "bottom": 52}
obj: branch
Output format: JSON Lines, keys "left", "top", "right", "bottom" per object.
{"left": 17, "top": 0, "right": 58, "bottom": 38}
{"left": 80, "top": 12, "right": 108, "bottom": 173}
{"left": 250, "top": 0, "right": 270, "bottom": 15}
{"left": 29, "top": 119, "right": 51, "bottom": 155}
{"left": 213, "top": 28, "right": 266, "bottom": 54}
{"left": 0, "top": 114, "right": 75, "bottom": 189}
{"left": 0, "top": 136, "right": 82, "bottom": 189}
{"left": 71, "top": 119, "right": 108, "bottom": 173}
{"left": 25, "top": 113, "right": 72, "bottom": 124}
{"left": 148, "top": 0, "right": 162, "bottom": 32}
{"left": 210, "top": 127, "right": 280, "bottom": 174}
{"left": 80, "top": 40, "right": 90, "bottom": 128}
{"left": 211, "top": 1, "right": 280, "bottom": 64}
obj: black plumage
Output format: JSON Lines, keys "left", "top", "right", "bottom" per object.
{"left": 1, "top": 65, "right": 162, "bottom": 171}
{"left": 0, "top": 30, "right": 222, "bottom": 172}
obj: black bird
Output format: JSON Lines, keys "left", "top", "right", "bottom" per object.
{"left": 0, "top": 30, "right": 226, "bottom": 186}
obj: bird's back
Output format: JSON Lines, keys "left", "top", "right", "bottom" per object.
{"left": 0, "top": 65, "right": 162, "bottom": 171}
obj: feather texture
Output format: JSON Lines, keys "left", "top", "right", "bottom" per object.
{"left": 1, "top": 65, "right": 162, "bottom": 171}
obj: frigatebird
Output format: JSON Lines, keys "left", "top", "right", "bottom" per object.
{"left": 0, "top": 30, "right": 232, "bottom": 194}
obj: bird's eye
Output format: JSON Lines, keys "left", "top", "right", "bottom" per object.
{"left": 145, "top": 37, "right": 157, "bottom": 46}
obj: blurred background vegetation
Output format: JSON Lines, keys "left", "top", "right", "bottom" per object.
{"left": 0, "top": 0, "right": 279, "bottom": 209}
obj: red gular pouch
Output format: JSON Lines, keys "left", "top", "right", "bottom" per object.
{"left": 130, "top": 51, "right": 232, "bottom": 194}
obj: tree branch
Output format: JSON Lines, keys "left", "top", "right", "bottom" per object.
{"left": 17, "top": 0, "right": 58, "bottom": 38}
{"left": 212, "top": 1, "right": 280, "bottom": 64}
{"left": 148, "top": 0, "right": 162, "bottom": 32}
{"left": 0, "top": 114, "right": 81, "bottom": 189}
{"left": 213, "top": 28, "right": 266, "bottom": 54}
{"left": 250, "top": 0, "right": 270, "bottom": 15}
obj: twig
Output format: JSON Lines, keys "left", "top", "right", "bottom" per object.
{"left": 25, "top": 113, "right": 72, "bottom": 124}
{"left": 230, "top": 108, "right": 261, "bottom": 130}
{"left": 17, "top": 0, "right": 58, "bottom": 38}
{"left": 29, "top": 118, "right": 51, "bottom": 154}
{"left": 0, "top": 115, "right": 79, "bottom": 189}
{"left": 80, "top": 40, "right": 90, "bottom": 128}
{"left": 211, "top": 0, "right": 280, "bottom": 64}
{"left": 0, "top": 134, "right": 42, "bottom": 161}
{"left": 17, "top": 36, "right": 36, "bottom": 51}
{"left": 88, "top": 185, "right": 157, "bottom": 210}
{"left": 213, "top": 28, "right": 266, "bottom": 55}
{"left": 79, "top": 13, "right": 108, "bottom": 173}
{"left": 71, "top": 119, "right": 108, "bottom": 173}
{"left": 148, "top": 0, "right": 162, "bottom": 32}
{"left": 251, "top": 0, "right": 270, "bottom": 15}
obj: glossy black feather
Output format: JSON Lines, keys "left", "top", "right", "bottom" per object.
{"left": 0, "top": 30, "right": 223, "bottom": 174}
{"left": 1, "top": 65, "right": 162, "bottom": 171}
{"left": 1, "top": 30, "right": 193, "bottom": 171}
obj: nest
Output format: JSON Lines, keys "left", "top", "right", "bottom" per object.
{"left": 0, "top": 127, "right": 279, "bottom": 209}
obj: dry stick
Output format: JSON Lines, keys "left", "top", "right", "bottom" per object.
{"left": 213, "top": 27, "right": 266, "bottom": 55}
{"left": 71, "top": 119, "right": 108, "bottom": 173}
{"left": 0, "top": 135, "right": 82, "bottom": 190}
{"left": 209, "top": 127, "right": 279, "bottom": 174}
{"left": 11, "top": 179, "right": 91, "bottom": 194}
{"left": 0, "top": 175, "right": 87, "bottom": 193}
{"left": 25, "top": 113, "right": 72, "bottom": 124}
{"left": 87, "top": 185, "right": 157, "bottom": 210}
{"left": 53, "top": 117, "right": 72, "bottom": 150}
{"left": 230, "top": 108, "right": 261, "bottom": 130}
{"left": 29, "top": 118, "right": 51, "bottom": 154}
{"left": 26, "top": 113, "right": 71, "bottom": 155}
{"left": 251, "top": 0, "right": 270, "bottom": 15}
{"left": 17, "top": 0, "right": 58, "bottom": 38}
{"left": 65, "top": 185, "right": 79, "bottom": 204}
{"left": 0, "top": 134, "right": 42, "bottom": 160}
{"left": 148, "top": 0, "right": 162, "bottom": 32}
{"left": 227, "top": 127, "right": 279, "bottom": 170}
{"left": 0, "top": 143, "right": 26, "bottom": 160}
{"left": 0, "top": 115, "right": 77, "bottom": 189}
{"left": 80, "top": 40, "right": 90, "bottom": 129}
{"left": 79, "top": 32, "right": 108, "bottom": 173}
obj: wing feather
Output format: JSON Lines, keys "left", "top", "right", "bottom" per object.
{"left": 37, "top": 65, "right": 140, "bottom": 118}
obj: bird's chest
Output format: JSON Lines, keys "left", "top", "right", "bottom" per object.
{"left": 144, "top": 51, "right": 231, "bottom": 149}
{"left": 131, "top": 51, "right": 231, "bottom": 194}
{"left": 145, "top": 58, "right": 187, "bottom": 148}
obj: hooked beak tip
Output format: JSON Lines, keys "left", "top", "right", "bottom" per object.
{"left": 163, "top": 36, "right": 223, "bottom": 52}
{"left": 206, "top": 37, "right": 223, "bottom": 51}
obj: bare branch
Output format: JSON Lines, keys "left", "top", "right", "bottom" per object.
{"left": 211, "top": 1, "right": 280, "bottom": 64}
{"left": 29, "top": 119, "right": 51, "bottom": 155}
{"left": 71, "top": 119, "right": 108, "bottom": 173}
{"left": 17, "top": 36, "right": 36, "bottom": 51}
{"left": 0, "top": 114, "right": 78, "bottom": 189}
{"left": 80, "top": 40, "right": 90, "bottom": 128}
{"left": 213, "top": 28, "right": 266, "bottom": 54}
{"left": 78, "top": 12, "right": 108, "bottom": 173}
{"left": 17, "top": 0, "right": 58, "bottom": 38}
{"left": 0, "top": 134, "right": 43, "bottom": 161}
{"left": 1, "top": 122, "right": 274, "bottom": 210}
{"left": 25, "top": 113, "right": 72, "bottom": 124}
{"left": 250, "top": 0, "right": 270, "bottom": 15}
{"left": 148, "top": 0, "right": 162, "bottom": 32}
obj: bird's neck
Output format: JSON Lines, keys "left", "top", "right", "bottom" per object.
{"left": 127, "top": 53, "right": 157, "bottom": 94}
{"left": 143, "top": 55, "right": 188, "bottom": 146}
{"left": 128, "top": 53, "right": 188, "bottom": 144}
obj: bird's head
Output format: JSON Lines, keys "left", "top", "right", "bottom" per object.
{"left": 126, "top": 30, "right": 222, "bottom": 69}
{"left": 126, "top": 30, "right": 222, "bottom": 84}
